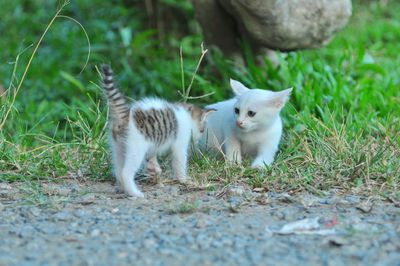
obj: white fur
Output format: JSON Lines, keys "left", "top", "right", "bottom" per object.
{"left": 200, "top": 79, "right": 292, "bottom": 168}
{"left": 111, "top": 98, "right": 196, "bottom": 197}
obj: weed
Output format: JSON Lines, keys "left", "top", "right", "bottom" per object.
{"left": 167, "top": 200, "right": 202, "bottom": 215}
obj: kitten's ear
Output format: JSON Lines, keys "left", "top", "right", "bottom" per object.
{"left": 268, "top": 88, "right": 292, "bottom": 109}
{"left": 230, "top": 79, "right": 249, "bottom": 96}
{"left": 186, "top": 104, "right": 194, "bottom": 112}
{"left": 201, "top": 108, "right": 217, "bottom": 122}
{"left": 182, "top": 103, "right": 194, "bottom": 112}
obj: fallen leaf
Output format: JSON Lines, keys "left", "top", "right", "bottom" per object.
{"left": 266, "top": 217, "right": 337, "bottom": 235}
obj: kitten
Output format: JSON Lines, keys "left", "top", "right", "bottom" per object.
{"left": 100, "top": 64, "right": 214, "bottom": 197}
{"left": 200, "top": 79, "right": 291, "bottom": 168}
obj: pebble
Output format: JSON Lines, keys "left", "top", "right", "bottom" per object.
{"left": 159, "top": 248, "right": 179, "bottom": 257}
{"left": 227, "top": 185, "right": 246, "bottom": 196}
{"left": 195, "top": 217, "right": 209, "bottom": 228}
{"left": 90, "top": 229, "right": 101, "bottom": 237}
{"left": 143, "top": 238, "right": 158, "bottom": 249}
{"left": 196, "top": 233, "right": 211, "bottom": 250}
{"left": 17, "top": 225, "right": 36, "bottom": 238}
{"left": 53, "top": 211, "right": 72, "bottom": 221}
{"left": 246, "top": 246, "right": 263, "bottom": 264}
{"left": 74, "top": 209, "right": 88, "bottom": 218}
{"left": 29, "top": 207, "right": 42, "bottom": 217}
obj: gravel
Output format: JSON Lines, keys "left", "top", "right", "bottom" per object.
{"left": 0, "top": 180, "right": 399, "bottom": 266}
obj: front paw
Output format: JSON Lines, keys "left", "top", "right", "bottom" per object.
{"left": 128, "top": 191, "right": 145, "bottom": 198}
{"left": 177, "top": 175, "right": 190, "bottom": 184}
{"left": 251, "top": 164, "right": 265, "bottom": 170}
{"left": 251, "top": 161, "right": 271, "bottom": 169}
{"left": 124, "top": 187, "right": 145, "bottom": 198}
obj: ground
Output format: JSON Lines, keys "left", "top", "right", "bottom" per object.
{"left": 1, "top": 180, "right": 399, "bottom": 266}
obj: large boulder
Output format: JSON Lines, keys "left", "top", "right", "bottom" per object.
{"left": 193, "top": 0, "right": 352, "bottom": 63}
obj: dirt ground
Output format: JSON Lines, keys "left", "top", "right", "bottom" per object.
{"left": 0, "top": 180, "right": 399, "bottom": 266}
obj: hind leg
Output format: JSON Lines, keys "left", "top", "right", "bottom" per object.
{"left": 120, "top": 141, "right": 148, "bottom": 197}
{"left": 171, "top": 143, "right": 189, "bottom": 183}
{"left": 146, "top": 155, "right": 162, "bottom": 178}
{"left": 112, "top": 140, "right": 126, "bottom": 192}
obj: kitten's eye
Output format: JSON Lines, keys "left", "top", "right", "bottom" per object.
{"left": 234, "top": 107, "right": 240, "bottom": 114}
{"left": 248, "top": 111, "right": 256, "bottom": 117}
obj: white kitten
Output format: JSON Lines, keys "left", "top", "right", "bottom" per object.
{"left": 200, "top": 79, "right": 292, "bottom": 168}
{"left": 101, "top": 65, "right": 214, "bottom": 197}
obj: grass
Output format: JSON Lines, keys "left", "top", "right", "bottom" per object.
{"left": 166, "top": 200, "right": 205, "bottom": 215}
{"left": 0, "top": 0, "right": 399, "bottom": 200}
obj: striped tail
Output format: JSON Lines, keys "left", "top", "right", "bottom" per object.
{"left": 100, "top": 64, "right": 130, "bottom": 123}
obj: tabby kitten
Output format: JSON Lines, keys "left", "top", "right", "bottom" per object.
{"left": 100, "top": 65, "right": 214, "bottom": 197}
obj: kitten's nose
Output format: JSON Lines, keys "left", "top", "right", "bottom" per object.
{"left": 236, "top": 120, "right": 244, "bottom": 128}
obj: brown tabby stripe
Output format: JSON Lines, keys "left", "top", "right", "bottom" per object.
{"left": 153, "top": 109, "right": 164, "bottom": 143}
{"left": 133, "top": 107, "right": 177, "bottom": 143}
{"left": 100, "top": 65, "right": 130, "bottom": 122}
{"left": 165, "top": 108, "right": 177, "bottom": 138}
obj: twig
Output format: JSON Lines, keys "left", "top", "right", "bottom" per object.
{"left": 179, "top": 42, "right": 209, "bottom": 102}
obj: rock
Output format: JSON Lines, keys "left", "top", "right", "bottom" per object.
{"left": 77, "top": 194, "right": 96, "bottom": 205}
{"left": 246, "top": 247, "right": 263, "bottom": 264}
{"left": 0, "top": 183, "right": 12, "bottom": 192}
{"left": 159, "top": 248, "right": 179, "bottom": 257}
{"left": 255, "top": 193, "right": 270, "bottom": 205}
{"left": 196, "top": 233, "right": 211, "bottom": 250}
{"left": 228, "top": 196, "right": 242, "bottom": 213}
{"left": 275, "top": 192, "right": 295, "bottom": 203}
{"left": 228, "top": 196, "right": 242, "bottom": 205}
{"left": 17, "top": 225, "right": 36, "bottom": 238}
{"left": 29, "top": 207, "right": 42, "bottom": 217}
{"left": 356, "top": 201, "right": 374, "bottom": 213}
{"left": 275, "top": 211, "right": 286, "bottom": 220}
{"left": 344, "top": 195, "right": 362, "bottom": 204}
{"left": 184, "top": 234, "right": 195, "bottom": 246}
{"left": 74, "top": 209, "right": 88, "bottom": 218}
{"left": 52, "top": 211, "right": 72, "bottom": 221}
{"left": 143, "top": 238, "right": 157, "bottom": 249}
{"left": 194, "top": 216, "right": 209, "bottom": 229}
{"left": 193, "top": 0, "right": 352, "bottom": 64}
{"left": 300, "top": 193, "right": 321, "bottom": 208}
{"left": 90, "top": 229, "right": 101, "bottom": 237}
{"left": 42, "top": 183, "right": 73, "bottom": 196}
{"left": 233, "top": 237, "right": 246, "bottom": 249}
{"left": 40, "top": 224, "right": 59, "bottom": 235}
{"left": 227, "top": 185, "right": 246, "bottom": 196}
{"left": 220, "top": 237, "right": 234, "bottom": 247}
